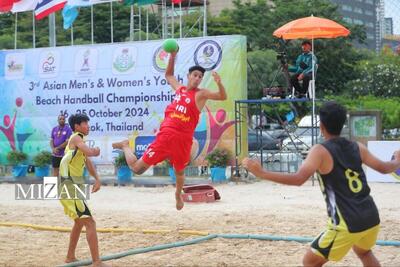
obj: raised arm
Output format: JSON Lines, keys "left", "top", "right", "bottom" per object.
{"left": 201, "top": 72, "right": 227, "bottom": 101}
{"left": 358, "top": 142, "right": 400, "bottom": 174}
{"left": 165, "top": 51, "right": 183, "bottom": 91}
{"left": 243, "top": 145, "right": 324, "bottom": 186}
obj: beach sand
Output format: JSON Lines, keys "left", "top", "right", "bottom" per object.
{"left": 1, "top": 181, "right": 399, "bottom": 266}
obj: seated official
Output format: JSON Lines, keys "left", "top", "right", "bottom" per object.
{"left": 288, "top": 40, "right": 317, "bottom": 98}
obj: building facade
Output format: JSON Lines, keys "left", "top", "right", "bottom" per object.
{"left": 207, "top": 0, "right": 386, "bottom": 51}
{"left": 327, "top": 0, "right": 384, "bottom": 51}
{"left": 384, "top": 17, "right": 393, "bottom": 35}
{"left": 208, "top": 0, "right": 236, "bottom": 16}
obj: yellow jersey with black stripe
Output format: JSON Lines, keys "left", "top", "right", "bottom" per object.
{"left": 60, "top": 132, "right": 86, "bottom": 181}
{"left": 59, "top": 132, "right": 91, "bottom": 219}
{"left": 317, "top": 137, "right": 380, "bottom": 233}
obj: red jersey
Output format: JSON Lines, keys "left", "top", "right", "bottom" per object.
{"left": 160, "top": 86, "right": 200, "bottom": 136}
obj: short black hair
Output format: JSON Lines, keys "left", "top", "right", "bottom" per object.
{"left": 302, "top": 40, "right": 312, "bottom": 46}
{"left": 188, "top": 65, "right": 205, "bottom": 74}
{"left": 319, "top": 101, "right": 347, "bottom": 136}
{"left": 68, "top": 114, "right": 90, "bottom": 131}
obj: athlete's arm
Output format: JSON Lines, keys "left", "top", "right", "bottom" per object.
{"left": 243, "top": 145, "right": 324, "bottom": 186}
{"left": 201, "top": 72, "right": 227, "bottom": 101}
{"left": 358, "top": 142, "right": 400, "bottom": 174}
{"left": 71, "top": 135, "right": 100, "bottom": 157}
{"left": 165, "top": 51, "right": 182, "bottom": 91}
{"left": 86, "top": 157, "right": 101, "bottom": 193}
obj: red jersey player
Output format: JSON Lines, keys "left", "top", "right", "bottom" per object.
{"left": 112, "top": 49, "right": 227, "bottom": 210}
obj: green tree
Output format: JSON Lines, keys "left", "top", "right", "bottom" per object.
{"left": 327, "top": 95, "right": 400, "bottom": 130}
{"left": 345, "top": 50, "right": 400, "bottom": 98}
{"left": 0, "top": 4, "right": 162, "bottom": 49}
{"left": 208, "top": 0, "right": 369, "bottom": 95}
{"left": 247, "top": 49, "right": 282, "bottom": 99}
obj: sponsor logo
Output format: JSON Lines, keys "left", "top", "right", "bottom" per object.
{"left": 39, "top": 51, "right": 60, "bottom": 78}
{"left": 152, "top": 45, "right": 171, "bottom": 72}
{"left": 112, "top": 47, "right": 137, "bottom": 74}
{"left": 135, "top": 136, "right": 156, "bottom": 158}
{"left": 193, "top": 40, "right": 222, "bottom": 71}
{"left": 5, "top": 53, "right": 25, "bottom": 80}
{"left": 75, "top": 48, "right": 98, "bottom": 76}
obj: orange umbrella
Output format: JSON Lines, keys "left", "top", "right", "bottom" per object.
{"left": 273, "top": 15, "right": 350, "bottom": 39}
{"left": 273, "top": 16, "right": 350, "bottom": 145}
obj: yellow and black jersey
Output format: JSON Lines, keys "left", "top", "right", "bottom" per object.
{"left": 59, "top": 132, "right": 91, "bottom": 220}
{"left": 317, "top": 137, "right": 379, "bottom": 233}
{"left": 60, "top": 132, "right": 86, "bottom": 181}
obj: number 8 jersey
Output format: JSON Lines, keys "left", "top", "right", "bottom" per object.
{"left": 317, "top": 137, "right": 380, "bottom": 233}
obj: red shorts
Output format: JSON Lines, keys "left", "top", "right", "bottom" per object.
{"left": 141, "top": 130, "right": 193, "bottom": 171}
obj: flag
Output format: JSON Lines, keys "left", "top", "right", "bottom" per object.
{"left": 0, "top": 0, "right": 14, "bottom": 12}
{"left": 35, "top": 0, "right": 67, "bottom": 20}
{"left": 62, "top": 0, "right": 115, "bottom": 29}
{"left": 90, "top": 0, "right": 116, "bottom": 3}
{"left": 123, "top": 0, "right": 157, "bottom": 6}
{"left": 11, "top": 0, "right": 39, "bottom": 13}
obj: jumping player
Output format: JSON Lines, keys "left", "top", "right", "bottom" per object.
{"left": 243, "top": 101, "right": 400, "bottom": 267}
{"left": 59, "top": 114, "right": 108, "bottom": 267}
{"left": 112, "top": 49, "right": 227, "bottom": 210}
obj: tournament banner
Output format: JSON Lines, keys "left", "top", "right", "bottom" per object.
{"left": 366, "top": 141, "right": 400, "bottom": 183}
{"left": 0, "top": 35, "right": 247, "bottom": 164}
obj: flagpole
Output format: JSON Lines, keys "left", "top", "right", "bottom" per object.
{"left": 146, "top": 8, "right": 149, "bottom": 41}
{"left": 32, "top": 11, "right": 36, "bottom": 48}
{"left": 71, "top": 26, "right": 74, "bottom": 46}
{"left": 110, "top": 1, "right": 114, "bottom": 43}
{"left": 162, "top": 0, "right": 165, "bottom": 39}
{"left": 91, "top": 5, "right": 94, "bottom": 44}
{"left": 172, "top": 2, "right": 175, "bottom": 38}
{"left": 179, "top": 2, "right": 182, "bottom": 38}
{"left": 203, "top": 0, "right": 206, "bottom": 36}
{"left": 138, "top": 6, "right": 142, "bottom": 41}
{"left": 130, "top": 5, "right": 134, "bottom": 41}
{"left": 14, "top": 13, "right": 18, "bottom": 49}
{"left": 49, "top": 13, "right": 56, "bottom": 47}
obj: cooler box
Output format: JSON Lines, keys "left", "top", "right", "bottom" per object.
{"left": 182, "top": 184, "right": 221, "bottom": 203}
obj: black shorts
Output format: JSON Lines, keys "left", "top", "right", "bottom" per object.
{"left": 52, "top": 156, "right": 62, "bottom": 168}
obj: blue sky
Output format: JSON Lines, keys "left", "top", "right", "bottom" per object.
{"left": 385, "top": 0, "right": 400, "bottom": 34}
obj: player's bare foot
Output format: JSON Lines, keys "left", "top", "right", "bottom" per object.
{"left": 112, "top": 140, "right": 129, "bottom": 150}
{"left": 92, "top": 260, "right": 111, "bottom": 267}
{"left": 175, "top": 192, "right": 184, "bottom": 210}
{"left": 65, "top": 257, "right": 79, "bottom": 263}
